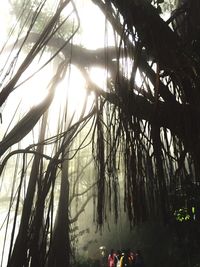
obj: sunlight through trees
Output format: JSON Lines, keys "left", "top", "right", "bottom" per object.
{"left": 0, "top": 0, "right": 200, "bottom": 266}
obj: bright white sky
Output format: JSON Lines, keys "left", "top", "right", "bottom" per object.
{"left": 0, "top": 0, "right": 114, "bottom": 126}
{"left": 75, "top": 0, "right": 115, "bottom": 49}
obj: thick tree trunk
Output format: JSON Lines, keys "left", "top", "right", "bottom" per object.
{"left": 7, "top": 114, "right": 47, "bottom": 267}
{"left": 47, "top": 161, "right": 70, "bottom": 267}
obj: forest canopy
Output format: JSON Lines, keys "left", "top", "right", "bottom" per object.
{"left": 0, "top": 0, "right": 200, "bottom": 266}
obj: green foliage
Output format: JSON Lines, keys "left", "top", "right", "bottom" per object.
{"left": 148, "top": 0, "right": 177, "bottom": 13}
{"left": 160, "top": 0, "right": 177, "bottom": 12}
{"left": 10, "top": 0, "right": 76, "bottom": 39}
{"left": 174, "top": 208, "right": 190, "bottom": 222}
{"left": 147, "top": 0, "right": 177, "bottom": 14}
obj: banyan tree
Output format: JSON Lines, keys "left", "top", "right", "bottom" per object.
{"left": 0, "top": 0, "right": 200, "bottom": 266}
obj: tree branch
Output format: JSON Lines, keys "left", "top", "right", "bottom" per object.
{"left": 69, "top": 194, "right": 94, "bottom": 224}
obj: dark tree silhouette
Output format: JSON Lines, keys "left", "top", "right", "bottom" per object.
{"left": 1, "top": 0, "right": 200, "bottom": 266}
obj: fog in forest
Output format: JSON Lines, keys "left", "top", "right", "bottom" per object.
{"left": 0, "top": 1, "right": 124, "bottom": 265}
{"left": 0, "top": 1, "right": 200, "bottom": 267}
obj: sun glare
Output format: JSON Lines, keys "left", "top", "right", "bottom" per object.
{"left": 0, "top": 1, "right": 107, "bottom": 266}
{"left": 0, "top": 0, "right": 115, "bottom": 122}
{"left": 50, "top": 66, "right": 88, "bottom": 119}
{"left": 89, "top": 67, "right": 109, "bottom": 91}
